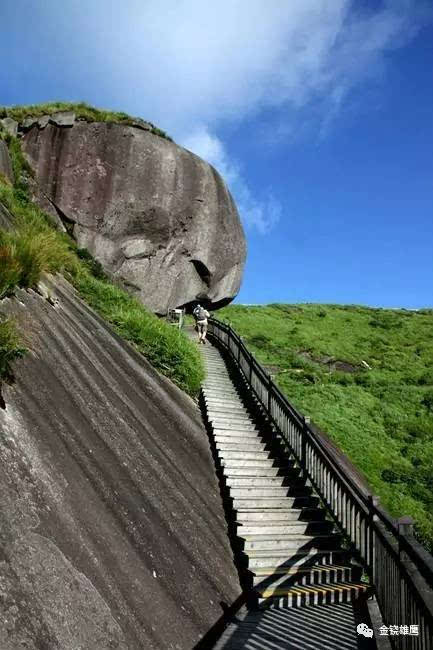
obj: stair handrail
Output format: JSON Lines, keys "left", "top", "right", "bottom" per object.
{"left": 208, "top": 316, "right": 433, "bottom": 649}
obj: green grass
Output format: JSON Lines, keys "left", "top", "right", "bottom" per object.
{"left": 0, "top": 101, "right": 172, "bottom": 141}
{"left": 0, "top": 133, "right": 203, "bottom": 396}
{"left": 0, "top": 318, "right": 26, "bottom": 384}
{"left": 73, "top": 273, "right": 203, "bottom": 394}
{"left": 218, "top": 303, "right": 433, "bottom": 551}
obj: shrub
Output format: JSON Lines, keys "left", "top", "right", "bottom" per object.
{"left": 369, "top": 313, "right": 402, "bottom": 330}
{"left": 421, "top": 390, "right": 433, "bottom": 413}
{"left": 405, "top": 417, "right": 433, "bottom": 440}
{"left": 418, "top": 370, "right": 433, "bottom": 386}
{"left": 248, "top": 333, "right": 272, "bottom": 349}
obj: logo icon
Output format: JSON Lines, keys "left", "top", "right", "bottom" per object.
{"left": 357, "top": 623, "right": 373, "bottom": 638}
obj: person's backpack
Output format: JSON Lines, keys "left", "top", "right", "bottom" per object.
{"left": 194, "top": 306, "right": 207, "bottom": 321}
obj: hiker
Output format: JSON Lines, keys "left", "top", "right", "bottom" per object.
{"left": 193, "top": 303, "right": 210, "bottom": 344}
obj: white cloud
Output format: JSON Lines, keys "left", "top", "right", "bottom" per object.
{"left": 17, "top": 0, "right": 432, "bottom": 232}
{"left": 97, "top": 0, "right": 428, "bottom": 134}
{"left": 182, "top": 126, "right": 281, "bottom": 234}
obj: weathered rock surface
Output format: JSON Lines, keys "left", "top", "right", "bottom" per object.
{"left": 21, "top": 121, "right": 246, "bottom": 313}
{"left": 0, "top": 141, "right": 13, "bottom": 183}
{"left": 0, "top": 117, "right": 18, "bottom": 137}
{"left": 0, "top": 276, "right": 240, "bottom": 649}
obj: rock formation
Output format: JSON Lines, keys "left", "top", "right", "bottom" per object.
{"left": 0, "top": 141, "right": 13, "bottom": 183}
{"left": 18, "top": 114, "right": 246, "bottom": 313}
{"left": 0, "top": 276, "right": 240, "bottom": 649}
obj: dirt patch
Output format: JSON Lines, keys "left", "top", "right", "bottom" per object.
{"left": 298, "top": 350, "right": 360, "bottom": 373}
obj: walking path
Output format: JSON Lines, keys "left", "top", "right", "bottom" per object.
{"left": 194, "top": 333, "right": 376, "bottom": 649}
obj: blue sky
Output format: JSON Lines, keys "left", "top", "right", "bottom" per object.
{"left": 1, "top": 0, "right": 432, "bottom": 307}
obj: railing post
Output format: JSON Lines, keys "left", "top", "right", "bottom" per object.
{"left": 398, "top": 516, "right": 414, "bottom": 647}
{"left": 267, "top": 375, "right": 273, "bottom": 415}
{"left": 368, "top": 495, "right": 380, "bottom": 584}
{"left": 301, "top": 416, "right": 310, "bottom": 478}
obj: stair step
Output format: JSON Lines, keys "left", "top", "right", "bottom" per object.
{"left": 225, "top": 474, "right": 301, "bottom": 487}
{"left": 218, "top": 451, "right": 273, "bottom": 461}
{"left": 252, "top": 564, "right": 355, "bottom": 588}
{"left": 214, "top": 431, "right": 264, "bottom": 441}
{"left": 205, "top": 400, "right": 245, "bottom": 408}
{"left": 236, "top": 507, "right": 322, "bottom": 521}
{"left": 229, "top": 486, "right": 312, "bottom": 498}
{"left": 236, "top": 521, "right": 333, "bottom": 535}
{"left": 203, "top": 390, "right": 240, "bottom": 397}
{"left": 211, "top": 420, "right": 257, "bottom": 429}
{"left": 215, "top": 432, "right": 262, "bottom": 441}
{"left": 240, "top": 533, "right": 339, "bottom": 551}
{"left": 257, "top": 582, "right": 369, "bottom": 608}
{"left": 209, "top": 412, "right": 254, "bottom": 421}
{"left": 204, "top": 392, "right": 243, "bottom": 400}
{"left": 216, "top": 442, "right": 267, "bottom": 452}
{"left": 232, "top": 496, "right": 319, "bottom": 509}
{"left": 205, "top": 394, "right": 240, "bottom": 401}
{"left": 244, "top": 548, "right": 347, "bottom": 569}
{"left": 212, "top": 420, "right": 258, "bottom": 433}
{"left": 223, "top": 466, "right": 295, "bottom": 477}
{"left": 206, "top": 406, "right": 248, "bottom": 415}
{"left": 215, "top": 436, "right": 264, "bottom": 446}
{"left": 220, "top": 457, "right": 293, "bottom": 468}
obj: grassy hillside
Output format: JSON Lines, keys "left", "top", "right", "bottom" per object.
{"left": 0, "top": 101, "right": 172, "bottom": 140}
{"left": 218, "top": 303, "right": 433, "bottom": 551}
{"left": 0, "top": 127, "right": 202, "bottom": 396}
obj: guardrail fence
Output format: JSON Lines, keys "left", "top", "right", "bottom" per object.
{"left": 208, "top": 317, "right": 433, "bottom": 650}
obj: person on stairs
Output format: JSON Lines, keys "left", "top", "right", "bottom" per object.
{"left": 193, "top": 303, "right": 210, "bottom": 344}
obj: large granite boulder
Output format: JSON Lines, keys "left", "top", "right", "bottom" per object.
{"left": 21, "top": 121, "right": 246, "bottom": 313}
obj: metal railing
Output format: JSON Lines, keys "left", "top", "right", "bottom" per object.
{"left": 208, "top": 317, "right": 433, "bottom": 650}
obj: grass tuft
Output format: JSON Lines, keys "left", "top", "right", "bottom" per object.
{"left": 0, "top": 318, "right": 26, "bottom": 382}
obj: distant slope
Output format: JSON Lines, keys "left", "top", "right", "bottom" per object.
{"left": 218, "top": 303, "right": 433, "bottom": 550}
{"left": 0, "top": 276, "right": 240, "bottom": 650}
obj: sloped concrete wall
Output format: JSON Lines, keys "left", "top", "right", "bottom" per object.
{"left": 0, "top": 276, "right": 240, "bottom": 650}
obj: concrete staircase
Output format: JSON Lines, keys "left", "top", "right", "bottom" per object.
{"left": 200, "top": 341, "right": 370, "bottom": 611}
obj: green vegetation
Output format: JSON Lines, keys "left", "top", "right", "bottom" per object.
{"left": 0, "top": 131, "right": 203, "bottom": 396}
{"left": 74, "top": 274, "right": 203, "bottom": 394}
{"left": 0, "top": 318, "right": 26, "bottom": 386}
{"left": 0, "top": 183, "right": 78, "bottom": 298}
{"left": 0, "top": 101, "right": 173, "bottom": 141}
{"left": 218, "top": 303, "right": 433, "bottom": 550}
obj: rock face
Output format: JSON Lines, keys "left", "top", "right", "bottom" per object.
{"left": 0, "top": 276, "right": 240, "bottom": 649}
{"left": 0, "top": 117, "right": 18, "bottom": 137}
{"left": 0, "top": 140, "right": 13, "bottom": 183}
{"left": 21, "top": 121, "right": 246, "bottom": 313}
